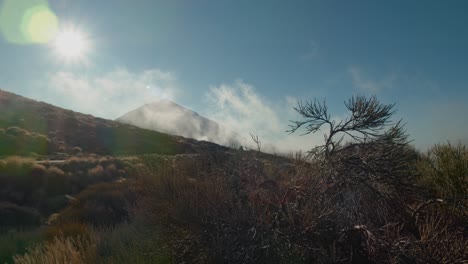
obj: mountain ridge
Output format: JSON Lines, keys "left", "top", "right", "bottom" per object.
{"left": 117, "top": 99, "right": 241, "bottom": 146}
{"left": 0, "top": 89, "right": 223, "bottom": 156}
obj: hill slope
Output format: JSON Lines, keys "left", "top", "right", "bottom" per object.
{"left": 117, "top": 100, "right": 240, "bottom": 146}
{"left": 0, "top": 89, "right": 200, "bottom": 156}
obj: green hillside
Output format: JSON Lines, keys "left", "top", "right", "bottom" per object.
{"left": 0, "top": 90, "right": 195, "bottom": 156}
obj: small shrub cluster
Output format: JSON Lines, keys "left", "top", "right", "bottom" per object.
{"left": 0, "top": 156, "right": 131, "bottom": 229}
{"left": 0, "top": 127, "right": 51, "bottom": 156}
{"left": 56, "top": 181, "right": 137, "bottom": 226}
{"left": 0, "top": 157, "right": 69, "bottom": 219}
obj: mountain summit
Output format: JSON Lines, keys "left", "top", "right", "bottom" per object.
{"left": 117, "top": 100, "right": 240, "bottom": 146}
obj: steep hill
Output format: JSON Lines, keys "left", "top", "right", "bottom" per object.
{"left": 117, "top": 100, "right": 241, "bottom": 146}
{"left": 0, "top": 89, "right": 206, "bottom": 156}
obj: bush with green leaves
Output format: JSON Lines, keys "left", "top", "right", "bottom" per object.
{"left": 417, "top": 142, "right": 468, "bottom": 198}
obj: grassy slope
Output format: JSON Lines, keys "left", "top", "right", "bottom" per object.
{"left": 0, "top": 89, "right": 194, "bottom": 156}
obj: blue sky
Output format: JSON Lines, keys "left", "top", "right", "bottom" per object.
{"left": 1, "top": 0, "right": 467, "bottom": 152}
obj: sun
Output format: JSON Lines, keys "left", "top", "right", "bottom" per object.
{"left": 52, "top": 28, "right": 88, "bottom": 61}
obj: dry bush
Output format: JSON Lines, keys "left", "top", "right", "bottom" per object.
{"left": 133, "top": 141, "right": 467, "bottom": 263}
{"left": 134, "top": 152, "right": 345, "bottom": 263}
{"left": 57, "top": 182, "right": 137, "bottom": 226}
{"left": 322, "top": 142, "right": 420, "bottom": 228}
{"left": 0, "top": 157, "right": 45, "bottom": 205}
{"left": 31, "top": 164, "right": 47, "bottom": 178}
{"left": 88, "top": 164, "right": 104, "bottom": 178}
{"left": 413, "top": 209, "right": 467, "bottom": 263}
{"left": 43, "top": 166, "right": 71, "bottom": 196}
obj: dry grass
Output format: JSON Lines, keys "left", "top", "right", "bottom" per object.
{"left": 13, "top": 234, "right": 98, "bottom": 264}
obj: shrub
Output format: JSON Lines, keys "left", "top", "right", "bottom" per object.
{"left": 44, "top": 167, "right": 71, "bottom": 196}
{"left": 0, "top": 202, "right": 41, "bottom": 227}
{"left": 72, "top": 146, "right": 82, "bottom": 155}
{"left": 88, "top": 165, "right": 104, "bottom": 178}
{"left": 0, "top": 128, "right": 51, "bottom": 155}
{"left": 416, "top": 142, "right": 468, "bottom": 197}
{"left": 0, "top": 157, "right": 44, "bottom": 205}
{"left": 0, "top": 156, "right": 35, "bottom": 177}
{"left": 57, "top": 182, "right": 136, "bottom": 226}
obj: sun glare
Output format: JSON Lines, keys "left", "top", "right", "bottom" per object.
{"left": 53, "top": 28, "right": 88, "bottom": 61}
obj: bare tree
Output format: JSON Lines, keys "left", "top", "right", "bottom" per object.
{"left": 288, "top": 95, "right": 407, "bottom": 156}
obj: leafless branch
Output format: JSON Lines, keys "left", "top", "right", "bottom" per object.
{"left": 288, "top": 95, "right": 407, "bottom": 157}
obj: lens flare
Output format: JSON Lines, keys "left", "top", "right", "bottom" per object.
{"left": 0, "top": 0, "right": 58, "bottom": 44}
{"left": 23, "top": 6, "right": 58, "bottom": 43}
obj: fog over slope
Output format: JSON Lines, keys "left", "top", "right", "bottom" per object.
{"left": 117, "top": 100, "right": 243, "bottom": 146}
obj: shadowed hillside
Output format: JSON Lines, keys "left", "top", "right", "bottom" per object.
{"left": 0, "top": 90, "right": 198, "bottom": 156}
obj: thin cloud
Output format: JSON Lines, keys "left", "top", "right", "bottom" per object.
{"left": 206, "top": 80, "right": 321, "bottom": 153}
{"left": 349, "top": 66, "right": 396, "bottom": 93}
{"left": 43, "top": 68, "right": 178, "bottom": 119}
